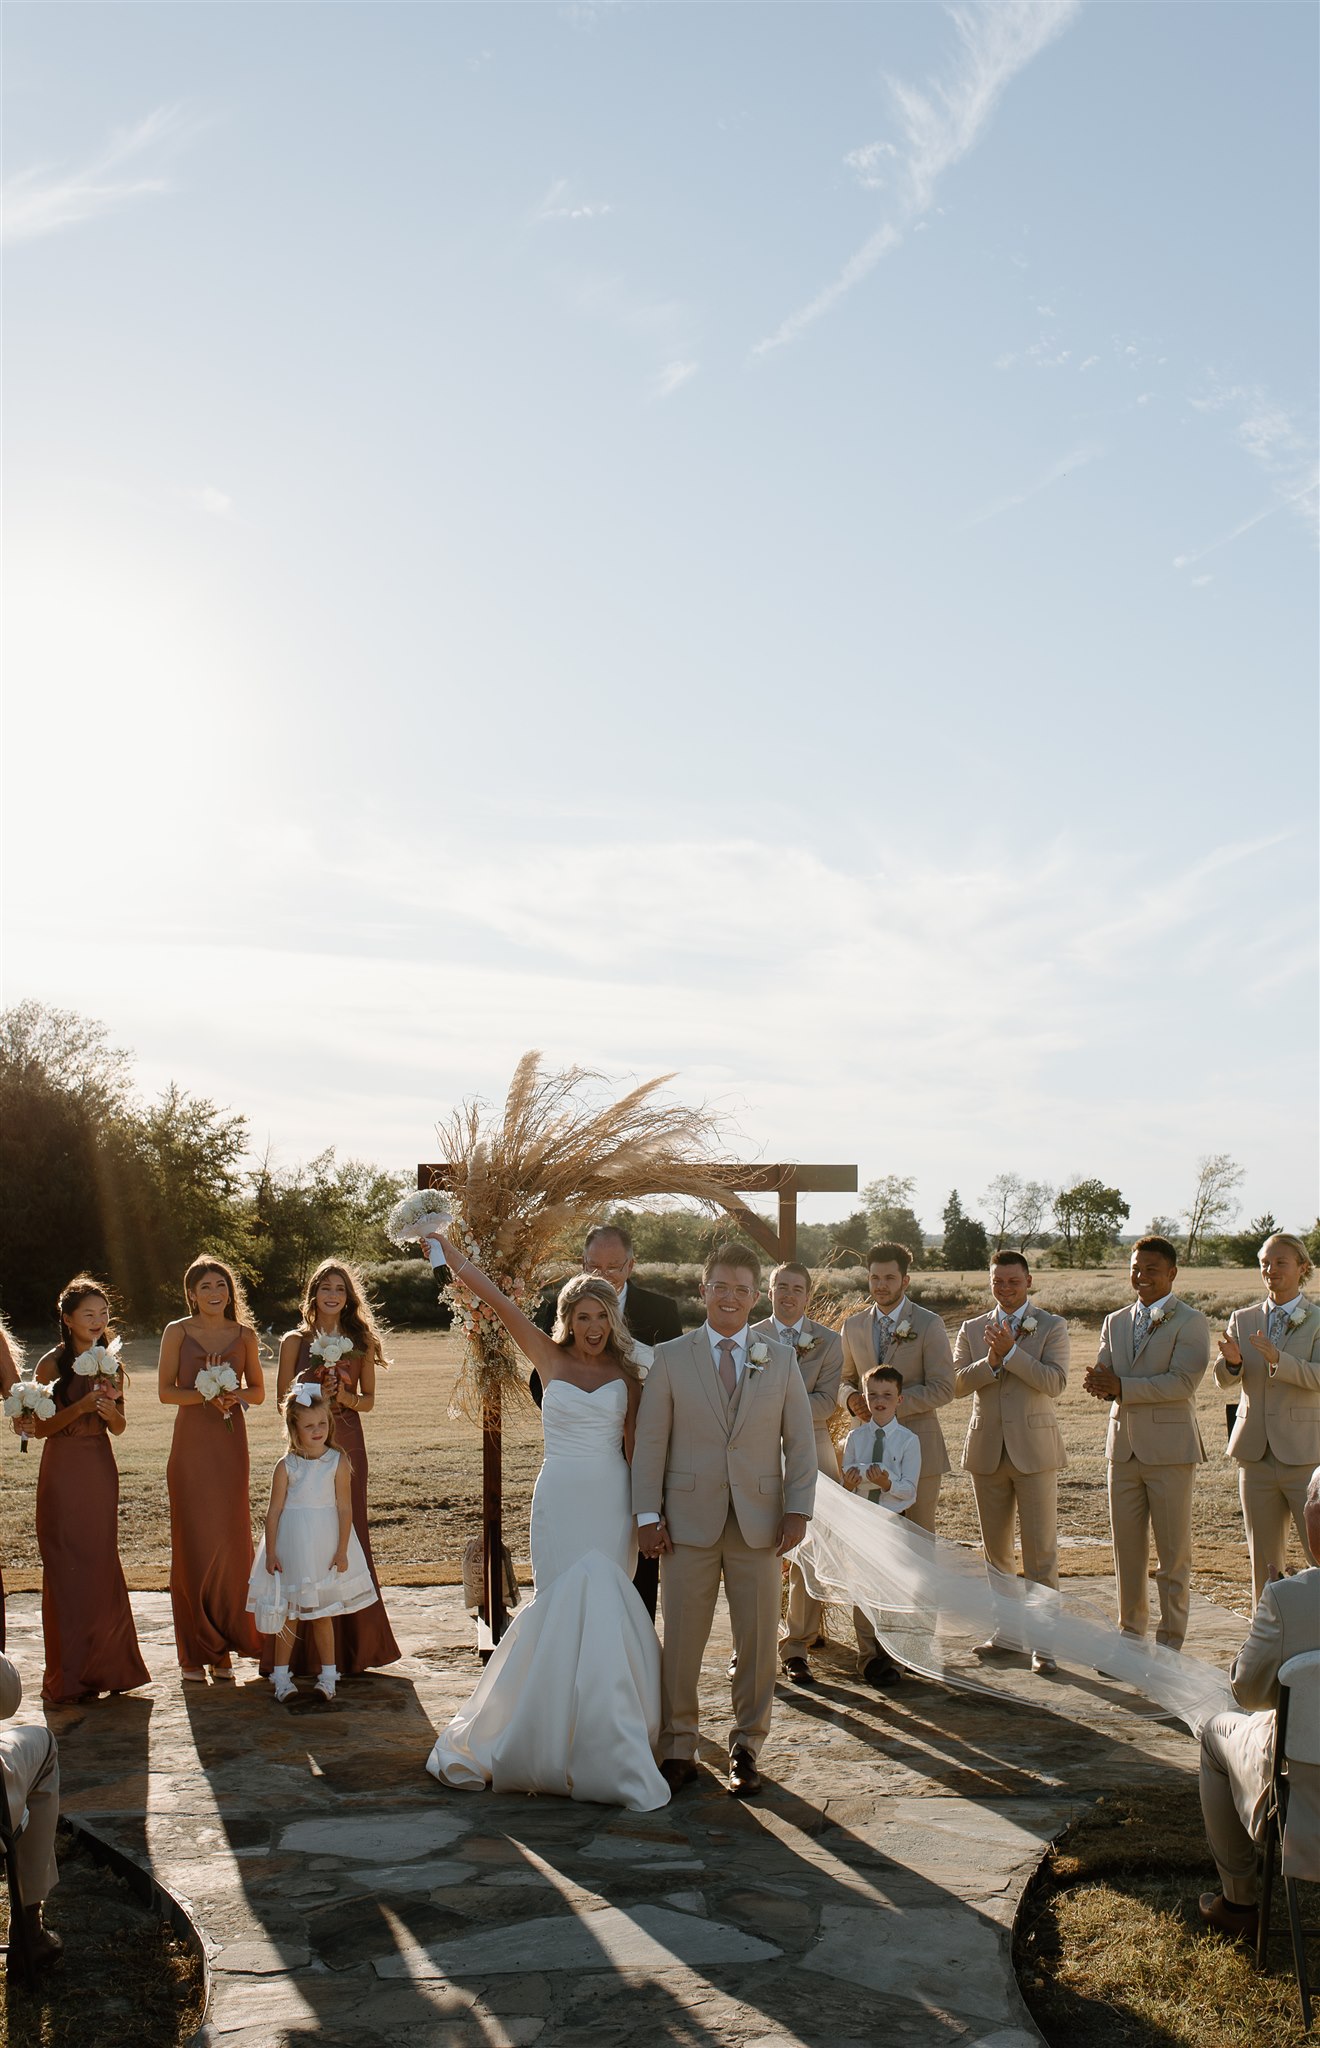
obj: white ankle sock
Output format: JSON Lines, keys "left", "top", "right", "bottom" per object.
{"left": 318, "top": 1663, "right": 338, "bottom": 1694}
{"left": 273, "top": 1664, "right": 292, "bottom": 1693}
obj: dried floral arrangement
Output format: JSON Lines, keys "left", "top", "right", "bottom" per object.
{"left": 426, "top": 1053, "right": 730, "bottom": 1422}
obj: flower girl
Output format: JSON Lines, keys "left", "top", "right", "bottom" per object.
{"left": 247, "top": 1387, "right": 378, "bottom": 1704}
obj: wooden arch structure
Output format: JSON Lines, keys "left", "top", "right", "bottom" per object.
{"left": 415, "top": 1161, "right": 858, "bottom": 1647}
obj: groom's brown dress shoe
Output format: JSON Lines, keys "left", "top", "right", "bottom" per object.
{"left": 781, "top": 1657, "right": 813, "bottom": 1686}
{"left": 727, "top": 1746, "right": 762, "bottom": 1797}
{"left": 660, "top": 1758, "right": 700, "bottom": 1794}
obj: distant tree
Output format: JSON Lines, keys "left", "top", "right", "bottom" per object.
{"left": 1053, "top": 1179, "right": 1130, "bottom": 1267}
{"left": 982, "top": 1173, "right": 1022, "bottom": 1251}
{"left": 1183, "top": 1153, "right": 1246, "bottom": 1265}
{"left": 941, "top": 1190, "right": 989, "bottom": 1271}
{"left": 110, "top": 1084, "right": 256, "bottom": 1320}
{"left": 1305, "top": 1220, "right": 1320, "bottom": 1263}
{"left": 1206, "top": 1213, "right": 1280, "bottom": 1268}
{"left": 1014, "top": 1179, "right": 1056, "bottom": 1252}
{"left": 1144, "top": 1215, "right": 1181, "bottom": 1242}
{"left": 250, "top": 1148, "right": 410, "bottom": 1313}
{"left": 860, "top": 1174, "right": 925, "bottom": 1256}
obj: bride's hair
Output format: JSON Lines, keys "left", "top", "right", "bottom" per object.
{"left": 551, "top": 1275, "right": 640, "bottom": 1381}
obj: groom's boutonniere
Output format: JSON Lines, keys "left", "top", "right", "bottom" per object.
{"left": 893, "top": 1318, "right": 915, "bottom": 1343}
{"left": 747, "top": 1343, "right": 770, "bottom": 1371}
{"left": 1021, "top": 1315, "right": 1038, "bottom": 1336}
{"left": 795, "top": 1334, "right": 817, "bottom": 1356}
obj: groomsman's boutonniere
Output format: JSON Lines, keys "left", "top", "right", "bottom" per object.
{"left": 1286, "top": 1305, "right": 1311, "bottom": 1331}
{"left": 795, "top": 1334, "right": 817, "bottom": 1356}
{"left": 747, "top": 1343, "right": 770, "bottom": 1371}
{"left": 1021, "top": 1315, "right": 1038, "bottom": 1336}
{"left": 1148, "top": 1305, "right": 1171, "bottom": 1330}
{"left": 893, "top": 1319, "right": 915, "bottom": 1342}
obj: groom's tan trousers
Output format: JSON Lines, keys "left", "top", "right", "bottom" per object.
{"left": 660, "top": 1508, "right": 781, "bottom": 1759}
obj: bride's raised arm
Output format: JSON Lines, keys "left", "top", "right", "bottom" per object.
{"left": 420, "top": 1230, "right": 565, "bottom": 1383}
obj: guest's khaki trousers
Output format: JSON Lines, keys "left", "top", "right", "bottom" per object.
{"left": 1240, "top": 1452, "right": 1317, "bottom": 1608}
{"left": 1107, "top": 1457, "right": 1195, "bottom": 1649}
{"left": 0, "top": 1725, "right": 60, "bottom": 1904}
{"left": 905, "top": 1471, "right": 942, "bottom": 1535}
{"left": 660, "top": 1509, "right": 780, "bottom": 1760}
{"left": 779, "top": 1430, "right": 841, "bottom": 1663}
{"left": 971, "top": 1456, "right": 1059, "bottom": 1588}
{"left": 1198, "top": 1707, "right": 1273, "bottom": 1904}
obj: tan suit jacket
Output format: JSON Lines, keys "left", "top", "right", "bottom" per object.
{"left": 631, "top": 1329, "right": 818, "bottom": 1549}
{"left": 750, "top": 1315, "right": 842, "bottom": 1471}
{"left": 841, "top": 1300, "right": 955, "bottom": 1478}
{"left": 954, "top": 1305, "right": 1069, "bottom": 1475}
{"left": 1230, "top": 1568, "right": 1320, "bottom": 1878}
{"left": 1098, "top": 1297, "right": 1210, "bottom": 1465}
{"left": 1215, "top": 1299, "right": 1320, "bottom": 1468}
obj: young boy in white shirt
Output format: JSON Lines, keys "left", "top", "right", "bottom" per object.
{"left": 841, "top": 1365, "right": 922, "bottom": 1687}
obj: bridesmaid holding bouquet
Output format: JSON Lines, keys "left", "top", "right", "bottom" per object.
{"left": 158, "top": 1257, "right": 265, "bottom": 1682}
{"left": 270, "top": 1260, "right": 399, "bottom": 1676}
{"left": 31, "top": 1277, "right": 150, "bottom": 1704}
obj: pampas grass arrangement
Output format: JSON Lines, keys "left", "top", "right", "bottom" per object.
{"left": 427, "top": 1052, "right": 730, "bottom": 1422}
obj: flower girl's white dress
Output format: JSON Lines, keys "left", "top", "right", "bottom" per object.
{"left": 426, "top": 1377, "right": 668, "bottom": 1811}
{"left": 247, "top": 1449, "right": 378, "bottom": 1628}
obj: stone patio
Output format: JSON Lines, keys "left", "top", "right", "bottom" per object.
{"left": 2, "top": 1582, "right": 1244, "bottom": 2047}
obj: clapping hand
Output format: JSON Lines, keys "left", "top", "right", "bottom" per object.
{"left": 985, "top": 1320, "right": 1015, "bottom": 1367}
{"left": 1217, "top": 1332, "right": 1244, "bottom": 1370}
{"left": 1084, "top": 1362, "right": 1120, "bottom": 1401}
{"left": 1248, "top": 1330, "right": 1280, "bottom": 1367}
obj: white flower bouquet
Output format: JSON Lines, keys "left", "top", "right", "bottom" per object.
{"left": 4, "top": 1381, "right": 56, "bottom": 1450}
{"left": 73, "top": 1337, "right": 122, "bottom": 1392}
{"left": 196, "top": 1361, "right": 241, "bottom": 1430}
{"left": 386, "top": 1190, "right": 454, "bottom": 1249}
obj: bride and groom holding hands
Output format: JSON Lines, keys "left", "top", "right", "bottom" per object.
{"left": 422, "top": 1229, "right": 818, "bottom": 1811}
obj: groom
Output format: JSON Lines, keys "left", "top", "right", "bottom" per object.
{"left": 632, "top": 1242, "right": 818, "bottom": 1797}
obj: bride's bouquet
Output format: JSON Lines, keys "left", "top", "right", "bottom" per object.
{"left": 4, "top": 1380, "right": 56, "bottom": 1450}
{"left": 433, "top": 1052, "right": 727, "bottom": 1422}
{"left": 386, "top": 1191, "right": 454, "bottom": 1249}
{"left": 195, "top": 1361, "right": 240, "bottom": 1430}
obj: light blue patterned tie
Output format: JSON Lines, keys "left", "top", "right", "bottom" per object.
{"left": 1269, "top": 1305, "right": 1289, "bottom": 1346}
{"left": 1134, "top": 1303, "right": 1152, "bottom": 1351}
{"left": 875, "top": 1313, "right": 892, "bottom": 1363}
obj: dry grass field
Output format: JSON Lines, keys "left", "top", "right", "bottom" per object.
{"left": 0, "top": 1268, "right": 1286, "bottom": 1619}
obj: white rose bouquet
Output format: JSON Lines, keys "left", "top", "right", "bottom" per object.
{"left": 4, "top": 1381, "right": 56, "bottom": 1450}
{"left": 308, "top": 1329, "right": 355, "bottom": 1399}
{"left": 386, "top": 1191, "right": 455, "bottom": 1249}
{"left": 73, "top": 1336, "right": 123, "bottom": 1396}
{"left": 195, "top": 1362, "right": 241, "bottom": 1431}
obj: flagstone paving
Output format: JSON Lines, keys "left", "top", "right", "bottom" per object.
{"left": 3, "top": 1583, "right": 1244, "bottom": 2048}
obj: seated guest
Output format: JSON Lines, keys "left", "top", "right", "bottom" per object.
{"left": 754, "top": 1262, "right": 844, "bottom": 1686}
{"left": 0, "top": 1652, "right": 62, "bottom": 1966}
{"left": 1196, "top": 1465, "right": 1320, "bottom": 1941}
{"left": 841, "top": 1366, "right": 921, "bottom": 1687}
{"left": 532, "top": 1223, "right": 682, "bottom": 1622}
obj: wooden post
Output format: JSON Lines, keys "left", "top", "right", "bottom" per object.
{"left": 777, "top": 1185, "right": 798, "bottom": 1259}
{"left": 481, "top": 1391, "right": 507, "bottom": 1653}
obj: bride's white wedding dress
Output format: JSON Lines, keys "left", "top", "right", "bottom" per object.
{"left": 425, "top": 1376, "right": 670, "bottom": 1812}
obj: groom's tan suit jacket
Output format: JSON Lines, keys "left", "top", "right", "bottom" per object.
{"left": 631, "top": 1330, "right": 818, "bottom": 1548}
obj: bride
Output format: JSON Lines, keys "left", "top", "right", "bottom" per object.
{"left": 420, "top": 1228, "right": 670, "bottom": 1812}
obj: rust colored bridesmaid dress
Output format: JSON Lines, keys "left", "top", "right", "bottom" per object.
{"left": 167, "top": 1332, "right": 261, "bottom": 1668}
{"left": 36, "top": 1385, "right": 151, "bottom": 1703}
{"left": 261, "top": 1335, "right": 401, "bottom": 1677}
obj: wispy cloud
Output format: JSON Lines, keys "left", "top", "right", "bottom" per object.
{"left": 534, "top": 177, "right": 613, "bottom": 223}
{"left": 652, "top": 360, "right": 699, "bottom": 401}
{"left": 2, "top": 104, "right": 195, "bottom": 246}
{"left": 754, "top": 2, "right": 1079, "bottom": 357}
{"left": 189, "top": 486, "right": 235, "bottom": 521}
{"left": 959, "top": 441, "right": 1102, "bottom": 530}
{"left": 1175, "top": 377, "right": 1319, "bottom": 565}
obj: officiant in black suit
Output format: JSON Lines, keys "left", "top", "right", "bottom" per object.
{"left": 531, "top": 1222, "right": 683, "bottom": 1620}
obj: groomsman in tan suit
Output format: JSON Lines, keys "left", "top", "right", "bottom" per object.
{"left": 954, "top": 1250, "right": 1070, "bottom": 1674}
{"left": 1215, "top": 1231, "right": 1320, "bottom": 1605}
{"left": 632, "top": 1242, "right": 817, "bottom": 1798}
{"left": 1085, "top": 1235, "right": 1211, "bottom": 1650}
{"left": 750, "top": 1262, "right": 844, "bottom": 1686}
{"left": 841, "top": 1242, "right": 954, "bottom": 1533}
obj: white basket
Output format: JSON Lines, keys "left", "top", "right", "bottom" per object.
{"left": 253, "top": 1572, "right": 286, "bottom": 1636}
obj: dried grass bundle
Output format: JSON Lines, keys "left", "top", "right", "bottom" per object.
{"left": 428, "top": 1053, "right": 730, "bottom": 1422}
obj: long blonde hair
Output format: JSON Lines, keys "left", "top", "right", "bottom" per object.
{"left": 551, "top": 1274, "right": 640, "bottom": 1382}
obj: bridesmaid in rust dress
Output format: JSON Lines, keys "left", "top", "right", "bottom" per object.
{"left": 32, "top": 1277, "right": 150, "bottom": 1704}
{"left": 268, "top": 1259, "right": 400, "bottom": 1677}
{"left": 0, "top": 1314, "right": 23, "bottom": 1650}
{"left": 158, "top": 1257, "right": 265, "bottom": 1682}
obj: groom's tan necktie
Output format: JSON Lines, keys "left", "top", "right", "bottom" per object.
{"left": 717, "top": 1337, "right": 738, "bottom": 1401}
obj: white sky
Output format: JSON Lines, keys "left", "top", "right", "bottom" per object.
{"left": 3, "top": 1, "right": 1317, "bottom": 1237}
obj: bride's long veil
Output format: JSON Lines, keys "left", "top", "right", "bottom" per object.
{"left": 795, "top": 1475, "right": 1235, "bottom": 1737}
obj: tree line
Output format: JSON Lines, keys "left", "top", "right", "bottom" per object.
{"left": 2, "top": 1003, "right": 1311, "bottom": 1331}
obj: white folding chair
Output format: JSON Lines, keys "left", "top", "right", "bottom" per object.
{"left": 1257, "top": 1647, "right": 1320, "bottom": 2030}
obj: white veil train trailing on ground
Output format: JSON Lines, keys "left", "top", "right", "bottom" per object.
{"left": 795, "top": 1476, "right": 1235, "bottom": 1738}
